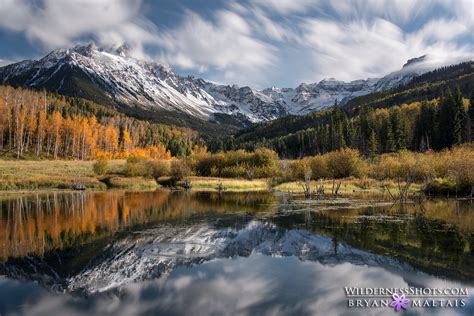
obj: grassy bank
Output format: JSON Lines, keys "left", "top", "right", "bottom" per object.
{"left": 0, "top": 160, "right": 265, "bottom": 192}
{"left": 188, "top": 176, "right": 268, "bottom": 192}
{"left": 0, "top": 160, "right": 157, "bottom": 191}
{"left": 274, "top": 178, "right": 422, "bottom": 198}
{"left": 0, "top": 160, "right": 105, "bottom": 190}
{"left": 0, "top": 159, "right": 468, "bottom": 198}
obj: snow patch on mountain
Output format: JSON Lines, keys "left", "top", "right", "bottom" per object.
{"left": 0, "top": 45, "right": 463, "bottom": 123}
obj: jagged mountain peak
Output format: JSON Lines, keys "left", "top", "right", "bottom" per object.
{"left": 402, "top": 55, "right": 428, "bottom": 68}
{"left": 72, "top": 42, "right": 97, "bottom": 55}
{"left": 44, "top": 43, "right": 97, "bottom": 59}
{"left": 45, "top": 43, "right": 137, "bottom": 62}
{"left": 112, "top": 43, "right": 131, "bottom": 57}
{"left": 320, "top": 77, "right": 337, "bottom": 82}
{"left": 0, "top": 45, "right": 465, "bottom": 126}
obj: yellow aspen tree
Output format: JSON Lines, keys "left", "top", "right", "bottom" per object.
{"left": 36, "top": 110, "right": 47, "bottom": 156}
{"left": 122, "top": 127, "right": 132, "bottom": 153}
{"left": 0, "top": 98, "right": 5, "bottom": 151}
{"left": 25, "top": 106, "right": 37, "bottom": 153}
{"left": 104, "top": 125, "right": 119, "bottom": 154}
{"left": 88, "top": 116, "right": 98, "bottom": 158}
{"left": 16, "top": 103, "right": 28, "bottom": 158}
{"left": 50, "top": 111, "right": 62, "bottom": 159}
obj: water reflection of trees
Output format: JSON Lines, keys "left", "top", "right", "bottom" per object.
{"left": 0, "top": 191, "right": 275, "bottom": 260}
{"left": 270, "top": 200, "right": 473, "bottom": 280}
{"left": 1, "top": 192, "right": 472, "bottom": 279}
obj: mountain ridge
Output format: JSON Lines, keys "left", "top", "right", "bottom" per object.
{"left": 0, "top": 44, "right": 468, "bottom": 127}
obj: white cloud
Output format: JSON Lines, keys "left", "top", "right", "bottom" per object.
{"left": 299, "top": 18, "right": 407, "bottom": 81}
{"left": 0, "top": 0, "right": 158, "bottom": 57}
{"left": 296, "top": 15, "right": 473, "bottom": 83}
{"left": 156, "top": 10, "right": 276, "bottom": 86}
{"left": 246, "top": 0, "right": 473, "bottom": 84}
{"left": 0, "top": 58, "right": 17, "bottom": 67}
{"left": 413, "top": 19, "right": 468, "bottom": 42}
{"left": 251, "top": 0, "right": 318, "bottom": 14}
{"left": 229, "top": 2, "right": 299, "bottom": 42}
{"left": 326, "top": 0, "right": 429, "bottom": 24}
{"left": 0, "top": 0, "right": 472, "bottom": 87}
{"left": 0, "top": 0, "right": 33, "bottom": 31}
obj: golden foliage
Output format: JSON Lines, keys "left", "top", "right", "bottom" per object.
{"left": 0, "top": 85, "right": 194, "bottom": 160}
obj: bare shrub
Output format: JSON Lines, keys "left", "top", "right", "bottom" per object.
{"left": 170, "top": 160, "right": 191, "bottom": 182}
{"left": 148, "top": 160, "right": 170, "bottom": 180}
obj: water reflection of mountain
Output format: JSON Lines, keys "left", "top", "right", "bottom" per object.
{"left": 1, "top": 219, "right": 412, "bottom": 294}
{"left": 0, "top": 191, "right": 275, "bottom": 260}
{"left": 0, "top": 191, "right": 472, "bottom": 294}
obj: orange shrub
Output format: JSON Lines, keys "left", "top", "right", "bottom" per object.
{"left": 326, "top": 148, "right": 367, "bottom": 178}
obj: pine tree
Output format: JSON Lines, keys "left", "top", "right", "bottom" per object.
{"left": 368, "top": 129, "right": 378, "bottom": 161}
{"left": 436, "top": 88, "right": 456, "bottom": 148}
{"left": 343, "top": 118, "right": 354, "bottom": 148}
{"left": 452, "top": 87, "right": 465, "bottom": 145}
{"left": 336, "top": 122, "right": 346, "bottom": 149}
{"left": 358, "top": 106, "right": 373, "bottom": 155}
{"left": 453, "top": 110, "right": 464, "bottom": 145}
{"left": 413, "top": 99, "right": 436, "bottom": 151}
{"left": 385, "top": 119, "right": 396, "bottom": 152}
{"left": 469, "top": 93, "right": 474, "bottom": 142}
{"left": 390, "top": 107, "right": 406, "bottom": 151}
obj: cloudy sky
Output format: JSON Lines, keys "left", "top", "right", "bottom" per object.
{"left": 0, "top": 0, "right": 472, "bottom": 88}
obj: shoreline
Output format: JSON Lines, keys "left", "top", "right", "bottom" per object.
{"left": 0, "top": 159, "right": 469, "bottom": 197}
{"left": 0, "top": 177, "right": 427, "bottom": 203}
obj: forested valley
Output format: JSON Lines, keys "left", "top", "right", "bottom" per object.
{"left": 209, "top": 62, "right": 474, "bottom": 159}
{"left": 210, "top": 89, "right": 473, "bottom": 159}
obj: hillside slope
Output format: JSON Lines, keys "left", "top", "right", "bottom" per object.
{"left": 234, "top": 62, "right": 474, "bottom": 143}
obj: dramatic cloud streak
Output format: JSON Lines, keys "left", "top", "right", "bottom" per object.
{"left": 0, "top": 0, "right": 472, "bottom": 87}
{"left": 156, "top": 10, "right": 276, "bottom": 85}
{"left": 0, "top": 0, "right": 158, "bottom": 59}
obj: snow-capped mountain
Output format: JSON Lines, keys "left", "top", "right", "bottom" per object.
{"left": 0, "top": 44, "right": 455, "bottom": 123}
{"left": 260, "top": 54, "right": 460, "bottom": 114}
{"left": 261, "top": 78, "right": 380, "bottom": 114}
{"left": 0, "top": 44, "right": 287, "bottom": 122}
{"left": 1, "top": 220, "right": 413, "bottom": 295}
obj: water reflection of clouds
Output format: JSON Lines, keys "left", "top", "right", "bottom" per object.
{"left": 4, "top": 255, "right": 473, "bottom": 316}
{"left": 1, "top": 191, "right": 473, "bottom": 315}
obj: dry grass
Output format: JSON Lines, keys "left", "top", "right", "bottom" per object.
{"left": 188, "top": 176, "right": 268, "bottom": 192}
{"left": 0, "top": 155, "right": 460, "bottom": 196}
{"left": 0, "top": 160, "right": 125, "bottom": 191}
{"left": 106, "top": 176, "right": 158, "bottom": 190}
{"left": 274, "top": 178, "right": 422, "bottom": 198}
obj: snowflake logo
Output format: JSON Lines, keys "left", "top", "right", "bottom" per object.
{"left": 389, "top": 293, "right": 410, "bottom": 312}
